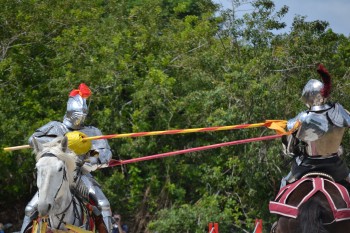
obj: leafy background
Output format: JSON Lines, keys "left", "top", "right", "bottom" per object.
{"left": 1, "top": 0, "right": 350, "bottom": 232}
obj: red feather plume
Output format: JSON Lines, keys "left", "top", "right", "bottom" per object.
{"left": 317, "top": 64, "right": 331, "bottom": 98}
{"left": 69, "top": 83, "right": 92, "bottom": 98}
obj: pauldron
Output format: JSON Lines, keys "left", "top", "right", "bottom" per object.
{"left": 28, "top": 121, "right": 69, "bottom": 146}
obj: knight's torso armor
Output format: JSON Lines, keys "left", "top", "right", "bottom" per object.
{"left": 287, "top": 103, "right": 350, "bottom": 157}
{"left": 28, "top": 121, "right": 112, "bottom": 166}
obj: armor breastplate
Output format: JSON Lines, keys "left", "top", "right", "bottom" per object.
{"left": 293, "top": 103, "right": 350, "bottom": 157}
{"left": 296, "top": 112, "right": 329, "bottom": 141}
{"left": 303, "top": 126, "right": 345, "bottom": 156}
{"left": 29, "top": 122, "right": 112, "bottom": 165}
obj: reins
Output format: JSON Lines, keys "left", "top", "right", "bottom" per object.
{"left": 38, "top": 152, "right": 76, "bottom": 230}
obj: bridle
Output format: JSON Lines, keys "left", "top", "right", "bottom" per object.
{"left": 38, "top": 152, "right": 75, "bottom": 229}
{"left": 39, "top": 153, "right": 68, "bottom": 199}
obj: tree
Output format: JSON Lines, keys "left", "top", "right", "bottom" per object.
{"left": 1, "top": 0, "right": 350, "bottom": 232}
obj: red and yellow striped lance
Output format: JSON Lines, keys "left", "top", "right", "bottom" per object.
{"left": 84, "top": 119, "right": 287, "bottom": 140}
{"left": 3, "top": 120, "right": 288, "bottom": 151}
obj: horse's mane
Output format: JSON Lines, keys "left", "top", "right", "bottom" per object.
{"left": 35, "top": 137, "right": 78, "bottom": 185}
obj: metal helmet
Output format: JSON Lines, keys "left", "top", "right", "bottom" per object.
{"left": 301, "top": 79, "right": 325, "bottom": 108}
{"left": 63, "top": 83, "right": 91, "bottom": 129}
{"left": 301, "top": 64, "right": 331, "bottom": 109}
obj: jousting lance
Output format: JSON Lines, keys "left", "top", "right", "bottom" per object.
{"left": 107, "top": 134, "right": 286, "bottom": 167}
{"left": 3, "top": 120, "right": 287, "bottom": 151}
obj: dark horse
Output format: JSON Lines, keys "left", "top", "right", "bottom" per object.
{"left": 269, "top": 173, "right": 350, "bottom": 233}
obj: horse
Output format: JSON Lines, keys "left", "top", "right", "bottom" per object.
{"left": 269, "top": 173, "right": 350, "bottom": 233}
{"left": 25, "top": 136, "right": 106, "bottom": 233}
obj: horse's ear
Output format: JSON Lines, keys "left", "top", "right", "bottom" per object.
{"left": 61, "top": 136, "right": 69, "bottom": 152}
{"left": 32, "top": 137, "right": 43, "bottom": 153}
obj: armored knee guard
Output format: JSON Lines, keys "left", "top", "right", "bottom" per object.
{"left": 95, "top": 188, "right": 112, "bottom": 232}
{"left": 20, "top": 193, "right": 39, "bottom": 233}
{"left": 78, "top": 174, "right": 112, "bottom": 233}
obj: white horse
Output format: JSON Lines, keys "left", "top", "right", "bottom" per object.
{"left": 31, "top": 136, "right": 95, "bottom": 233}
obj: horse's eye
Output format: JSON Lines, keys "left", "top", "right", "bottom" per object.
{"left": 58, "top": 167, "right": 63, "bottom": 172}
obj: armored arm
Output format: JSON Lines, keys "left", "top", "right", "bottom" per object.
{"left": 282, "top": 112, "right": 309, "bottom": 157}
{"left": 90, "top": 140, "right": 112, "bottom": 165}
{"left": 83, "top": 126, "right": 112, "bottom": 165}
{"left": 282, "top": 133, "right": 304, "bottom": 158}
{"left": 286, "top": 111, "right": 308, "bottom": 131}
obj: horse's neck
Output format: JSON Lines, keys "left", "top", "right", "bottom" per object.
{"left": 49, "top": 184, "right": 78, "bottom": 229}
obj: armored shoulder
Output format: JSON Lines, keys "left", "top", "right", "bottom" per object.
{"left": 287, "top": 111, "right": 308, "bottom": 131}
{"left": 28, "top": 121, "right": 69, "bottom": 146}
{"left": 296, "top": 112, "right": 329, "bottom": 141}
{"left": 80, "top": 125, "right": 101, "bottom": 136}
{"left": 327, "top": 103, "right": 350, "bottom": 127}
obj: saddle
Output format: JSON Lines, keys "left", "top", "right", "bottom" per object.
{"left": 269, "top": 173, "right": 350, "bottom": 222}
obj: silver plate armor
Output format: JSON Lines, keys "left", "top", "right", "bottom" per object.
{"left": 287, "top": 103, "right": 350, "bottom": 157}
{"left": 79, "top": 126, "right": 112, "bottom": 166}
{"left": 327, "top": 103, "right": 350, "bottom": 127}
{"left": 28, "top": 122, "right": 112, "bottom": 168}
{"left": 63, "top": 94, "right": 88, "bottom": 130}
{"left": 301, "top": 79, "right": 326, "bottom": 108}
{"left": 22, "top": 84, "right": 112, "bottom": 233}
{"left": 287, "top": 111, "right": 308, "bottom": 131}
{"left": 280, "top": 64, "right": 350, "bottom": 188}
{"left": 28, "top": 121, "right": 70, "bottom": 145}
{"left": 296, "top": 112, "right": 329, "bottom": 141}
{"left": 22, "top": 121, "right": 113, "bottom": 233}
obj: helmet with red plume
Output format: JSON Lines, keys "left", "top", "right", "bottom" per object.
{"left": 301, "top": 64, "right": 331, "bottom": 108}
{"left": 63, "top": 83, "right": 92, "bottom": 129}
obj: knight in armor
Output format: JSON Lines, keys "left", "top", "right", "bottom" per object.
{"left": 20, "top": 83, "right": 113, "bottom": 233}
{"left": 280, "top": 64, "right": 350, "bottom": 189}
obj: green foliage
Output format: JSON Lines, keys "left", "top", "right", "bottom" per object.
{"left": 1, "top": 0, "right": 350, "bottom": 232}
{"left": 147, "top": 195, "right": 241, "bottom": 233}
